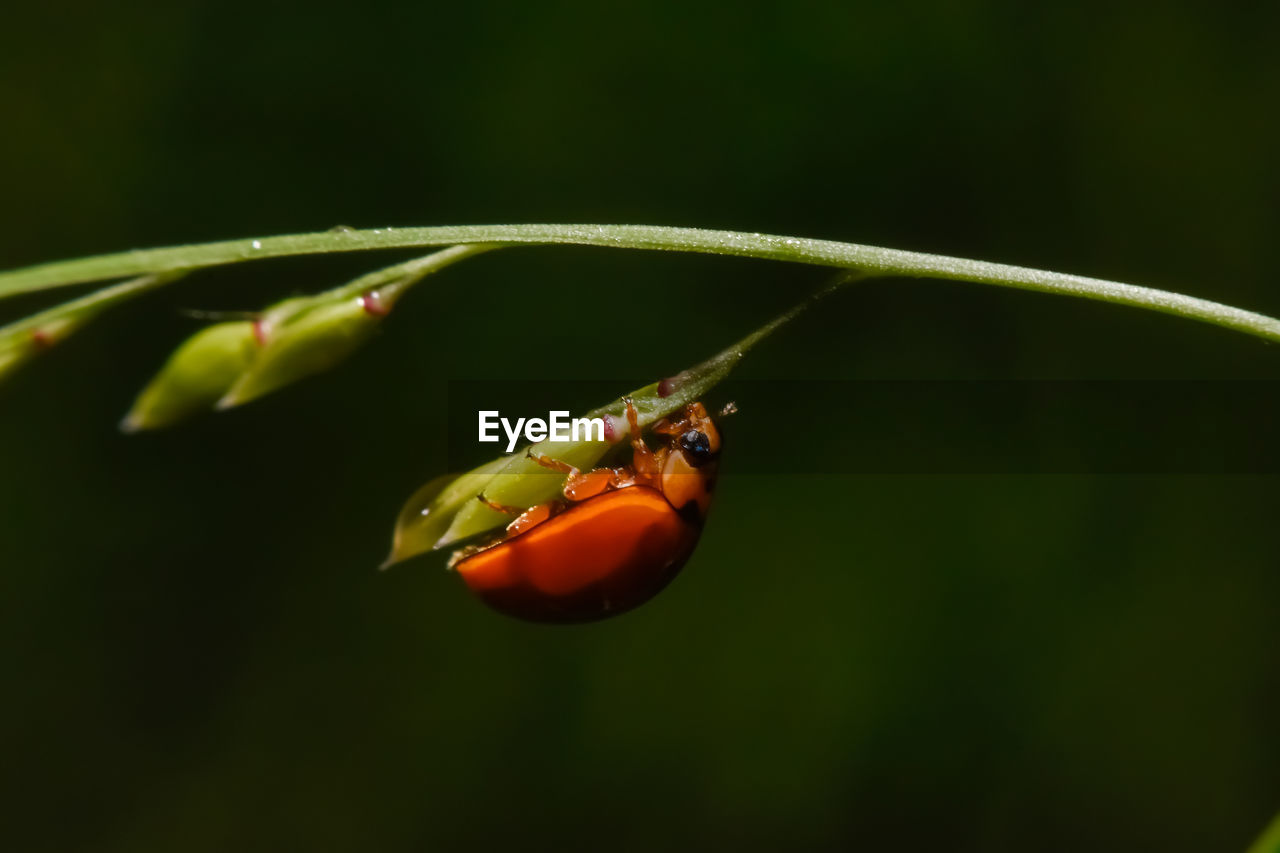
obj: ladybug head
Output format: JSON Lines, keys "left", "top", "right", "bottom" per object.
{"left": 651, "top": 402, "right": 727, "bottom": 520}
{"left": 659, "top": 401, "right": 722, "bottom": 467}
{"left": 677, "top": 428, "right": 715, "bottom": 467}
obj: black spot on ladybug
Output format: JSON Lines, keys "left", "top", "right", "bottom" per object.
{"left": 675, "top": 499, "right": 706, "bottom": 526}
{"left": 679, "top": 430, "right": 713, "bottom": 466}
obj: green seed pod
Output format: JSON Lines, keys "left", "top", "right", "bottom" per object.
{"left": 115, "top": 247, "right": 481, "bottom": 422}
{"left": 384, "top": 457, "right": 513, "bottom": 568}
{"left": 217, "top": 289, "right": 394, "bottom": 409}
{"left": 435, "top": 436, "right": 618, "bottom": 549}
{"left": 121, "top": 321, "right": 259, "bottom": 432}
{"left": 0, "top": 313, "right": 95, "bottom": 383}
{"left": 1, "top": 272, "right": 187, "bottom": 388}
{"left": 383, "top": 402, "right": 643, "bottom": 566}
{"left": 216, "top": 247, "right": 486, "bottom": 409}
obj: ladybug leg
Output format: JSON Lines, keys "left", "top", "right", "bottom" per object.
{"left": 526, "top": 447, "right": 614, "bottom": 502}
{"left": 476, "top": 493, "right": 556, "bottom": 536}
{"left": 623, "top": 396, "right": 661, "bottom": 478}
{"left": 526, "top": 447, "right": 579, "bottom": 477}
{"left": 527, "top": 445, "right": 611, "bottom": 499}
{"left": 476, "top": 493, "right": 524, "bottom": 516}
{"left": 565, "top": 469, "right": 616, "bottom": 501}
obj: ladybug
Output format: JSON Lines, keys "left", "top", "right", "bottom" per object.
{"left": 450, "top": 397, "right": 730, "bottom": 623}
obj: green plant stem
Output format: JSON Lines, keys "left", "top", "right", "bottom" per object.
{"left": 325, "top": 242, "right": 498, "bottom": 304}
{"left": 2, "top": 224, "right": 1278, "bottom": 343}
{"left": 0, "top": 270, "right": 186, "bottom": 337}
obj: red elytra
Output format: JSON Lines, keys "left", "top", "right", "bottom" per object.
{"left": 451, "top": 398, "right": 724, "bottom": 623}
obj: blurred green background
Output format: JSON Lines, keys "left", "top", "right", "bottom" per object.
{"left": 2, "top": 1, "right": 1277, "bottom": 850}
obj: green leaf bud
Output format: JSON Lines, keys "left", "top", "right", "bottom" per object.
{"left": 216, "top": 288, "right": 395, "bottom": 409}
{"left": 120, "top": 320, "right": 260, "bottom": 432}
{"left": 1, "top": 272, "right": 184, "bottom": 386}
{"left": 383, "top": 457, "right": 514, "bottom": 569}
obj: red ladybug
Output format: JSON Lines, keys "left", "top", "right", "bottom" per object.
{"left": 450, "top": 397, "right": 728, "bottom": 623}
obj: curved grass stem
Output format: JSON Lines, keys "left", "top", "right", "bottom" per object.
{"left": 0, "top": 224, "right": 1276, "bottom": 343}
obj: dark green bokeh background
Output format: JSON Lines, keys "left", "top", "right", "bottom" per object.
{"left": 2, "top": 2, "right": 1277, "bottom": 850}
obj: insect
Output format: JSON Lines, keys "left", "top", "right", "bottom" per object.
{"left": 450, "top": 397, "right": 731, "bottom": 623}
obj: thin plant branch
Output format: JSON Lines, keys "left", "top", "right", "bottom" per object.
{"left": 0, "top": 224, "right": 1276, "bottom": 343}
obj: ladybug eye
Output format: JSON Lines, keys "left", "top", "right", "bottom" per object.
{"left": 678, "top": 430, "right": 713, "bottom": 465}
